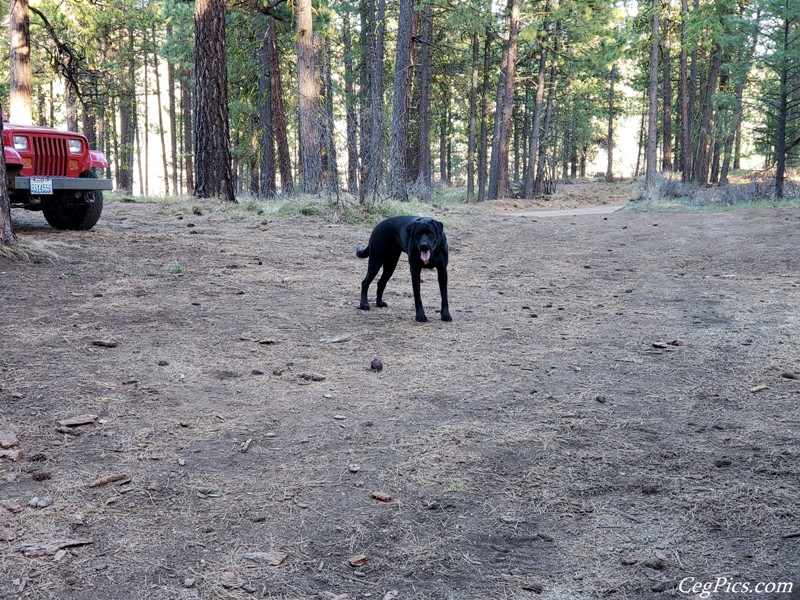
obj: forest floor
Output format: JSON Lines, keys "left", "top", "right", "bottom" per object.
{"left": 1, "top": 180, "right": 798, "bottom": 600}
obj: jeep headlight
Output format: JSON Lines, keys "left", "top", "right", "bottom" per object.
{"left": 68, "top": 139, "right": 83, "bottom": 154}
{"left": 13, "top": 135, "right": 28, "bottom": 151}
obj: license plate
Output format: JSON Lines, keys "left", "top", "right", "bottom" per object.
{"left": 30, "top": 178, "right": 53, "bottom": 195}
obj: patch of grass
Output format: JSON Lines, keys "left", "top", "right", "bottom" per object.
{"left": 169, "top": 265, "right": 185, "bottom": 275}
{"left": 0, "top": 240, "right": 59, "bottom": 263}
{"left": 64, "top": 267, "right": 79, "bottom": 277}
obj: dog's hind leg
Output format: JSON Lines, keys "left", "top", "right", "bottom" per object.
{"left": 360, "top": 257, "right": 383, "bottom": 310}
{"left": 375, "top": 251, "right": 400, "bottom": 308}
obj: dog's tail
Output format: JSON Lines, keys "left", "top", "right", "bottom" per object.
{"left": 355, "top": 244, "right": 369, "bottom": 259}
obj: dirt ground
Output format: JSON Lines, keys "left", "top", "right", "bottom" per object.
{"left": 1, "top": 181, "right": 798, "bottom": 600}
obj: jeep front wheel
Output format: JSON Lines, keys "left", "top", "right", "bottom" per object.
{"left": 42, "top": 171, "right": 104, "bottom": 230}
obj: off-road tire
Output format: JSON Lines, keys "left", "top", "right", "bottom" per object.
{"left": 42, "top": 171, "right": 104, "bottom": 230}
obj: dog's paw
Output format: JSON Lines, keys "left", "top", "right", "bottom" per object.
{"left": 441, "top": 310, "right": 452, "bottom": 322}
{"left": 359, "top": 302, "right": 370, "bottom": 311}
{"left": 415, "top": 312, "right": 428, "bottom": 323}
{"left": 376, "top": 300, "right": 388, "bottom": 308}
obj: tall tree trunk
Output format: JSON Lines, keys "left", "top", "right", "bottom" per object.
{"left": 693, "top": 49, "right": 721, "bottom": 186}
{"left": 523, "top": 0, "right": 550, "bottom": 198}
{"left": 181, "top": 70, "right": 194, "bottom": 195}
{"left": 661, "top": 10, "right": 673, "bottom": 172}
{"left": 606, "top": 65, "right": 616, "bottom": 182}
{"left": 415, "top": 0, "right": 433, "bottom": 201}
{"left": 0, "top": 119, "right": 18, "bottom": 245}
{"left": 645, "top": 0, "right": 660, "bottom": 196}
{"left": 117, "top": 30, "right": 136, "bottom": 194}
{"left": 488, "top": 0, "right": 521, "bottom": 200}
{"left": 10, "top": 0, "right": 32, "bottom": 124}
{"left": 774, "top": 6, "right": 791, "bottom": 199}
{"left": 466, "top": 32, "right": 479, "bottom": 203}
{"left": 141, "top": 42, "right": 149, "bottom": 196}
{"left": 679, "top": 0, "right": 691, "bottom": 181}
{"left": 686, "top": 0, "right": 700, "bottom": 181}
{"left": 535, "top": 27, "right": 559, "bottom": 195}
{"left": 265, "top": 17, "right": 293, "bottom": 195}
{"left": 439, "top": 103, "right": 450, "bottom": 185}
{"left": 194, "top": 0, "right": 235, "bottom": 201}
{"left": 388, "top": 0, "right": 414, "bottom": 200}
{"left": 477, "top": 27, "right": 492, "bottom": 201}
{"left": 322, "top": 34, "right": 339, "bottom": 193}
{"left": 167, "top": 22, "right": 178, "bottom": 195}
{"left": 296, "top": 0, "right": 324, "bottom": 194}
{"left": 152, "top": 26, "right": 169, "bottom": 196}
{"left": 342, "top": 10, "right": 359, "bottom": 193}
{"left": 258, "top": 16, "right": 276, "bottom": 198}
{"left": 361, "top": 0, "right": 386, "bottom": 204}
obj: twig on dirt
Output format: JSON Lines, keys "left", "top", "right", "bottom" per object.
{"left": 782, "top": 532, "right": 800, "bottom": 539}
{"left": 16, "top": 539, "right": 93, "bottom": 558}
{"left": 88, "top": 473, "right": 130, "bottom": 488}
{"left": 319, "top": 335, "right": 351, "bottom": 344}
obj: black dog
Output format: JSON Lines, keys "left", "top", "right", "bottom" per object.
{"left": 356, "top": 216, "right": 451, "bottom": 322}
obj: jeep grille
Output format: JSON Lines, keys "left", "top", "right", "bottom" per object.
{"left": 32, "top": 136, "right": 69, "bottom": 176}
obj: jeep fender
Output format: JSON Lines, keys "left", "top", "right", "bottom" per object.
{"left": 89, "top": 150, "right": 110, "bottom": 170}
{"left": 4, "top": 145, "right": 22, "bottom": 167}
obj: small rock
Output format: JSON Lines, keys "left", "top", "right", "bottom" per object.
{"left": 183, "top": 578, "right": 196, "bottom": 588}
{"left": 0, "top": 432, "right": 19, "bottom": 449}
{"left": 370, "top": 358, "right": 384, "bottom": 372}
{"left": 28, "top": 497, "right": 53, "bottom": 508}
{"left": 348, "top": 463, "right": 361, "bottom": 473}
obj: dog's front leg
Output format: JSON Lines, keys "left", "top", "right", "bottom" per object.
{"left": 437, "top": 265, "right": 451, "bottom": 321}
{"left": 410, "top": 266, "right": 427, "bottom": 322}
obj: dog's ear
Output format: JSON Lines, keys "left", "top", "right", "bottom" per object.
{"left": 434, "top": 220, "right": 445, "bottom": 235}
{"left": 405, "top": 220, "right": 416, "bottom": 241}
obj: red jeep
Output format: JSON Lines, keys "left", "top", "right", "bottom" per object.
{"left": 3, "top": 110, "right": 112, "bottom": 230}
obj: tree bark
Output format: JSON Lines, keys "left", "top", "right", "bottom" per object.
{"left": 645, "top": 0, "right": 660, "bottom": 196}
{"left": 322, "top": 34, "right": 339, "bottom": 193}
{"left": 296, "top": 0, "right": 324, "bottom": 194}
{"left": 661, "top": 10, "right": 673, "bottom": 172}
{"left": 258, "top": 16, "right": 276, "bottom": 198}
{"left": 117, "top": 30, "right": 136, "bottom": 194}
{"left": 679, "top": 0, "right": 691, "bottom": 181}
{"left": 415, "top": 0, "right": 433, "bottom": 201}
{"left": 523, "top": 0, "right": 550, "bottom": 198}
{"left": 342, "top": 10, "right": 359, "bottom": 193}
{"left": 0, "top": 119, "right": 18, "bottom": 245}
{"left": 151, "top": 26, "right": 169, "bottom": 196}
{"left": 606, "top": 65, "right": 616, "bottom": 182}
{"left": 360, "top": 0, "right": 386, "bottom": 204}
{"left": 693, "top": 48, "right": 721, "bottom": 186}
{"left": 388, "top": 0, "right": 414, "bottom": 200}
{"left": 10, "top": 0, "right": 32, "bottom": 124}
{"left": 535, "top": 26, "right": 559, "bottom": 195}
{"left": 488, "top": 0, "right": 521, "bottom": 201}
{"left": 181, "top": 69, "right": 194, "bottom": 195}
{"left": 265, "top": 17, "right": 293, "bottom": 195}
{"left": 466, "top": 32, "right": 479, "bottom": 203}
{"left": 167, "top": 22, "right": 178, "bottom": 195}
{"left": 194, "top": 0, "right": 235, "bottom": 201}
{"left": 774, "top": 6, "right": 791, "bottom": 199}
{"left": 477, "top": 27, "right": 491, "bottom": 201}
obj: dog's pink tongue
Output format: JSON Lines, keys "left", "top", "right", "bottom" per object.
{"left": 421, "top": 250, "right": 431, "bottom": 264}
